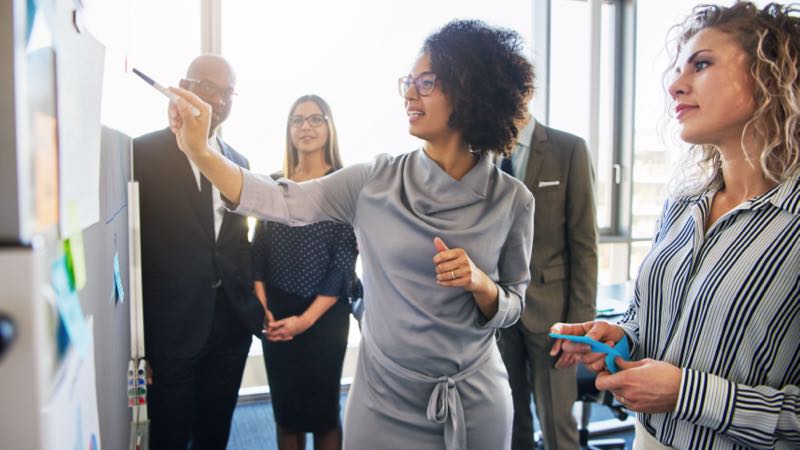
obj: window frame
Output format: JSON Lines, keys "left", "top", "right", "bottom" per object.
{"left": 537, "top": 0, "right": 637, "bottom": 282}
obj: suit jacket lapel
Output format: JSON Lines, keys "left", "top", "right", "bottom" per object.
{"left": 524, "top": 120, "right": 548, "bottom": 189}
{"left": 164, "top": 130, "right": 214, "bottom": 242}
{"left": 216, "top": 138, "right": 236, "bottom": 241}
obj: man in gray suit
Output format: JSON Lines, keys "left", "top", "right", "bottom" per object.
{"left": 497, "top": 109, "right": 598, "bottom": 450}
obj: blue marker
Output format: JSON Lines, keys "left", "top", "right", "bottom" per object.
{"left": 548, "top": 333, "right": 630, "bottom": 373}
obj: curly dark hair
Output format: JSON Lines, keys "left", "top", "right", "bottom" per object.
{"left": 423, "top": 20, "right": 534, "bottom": 157}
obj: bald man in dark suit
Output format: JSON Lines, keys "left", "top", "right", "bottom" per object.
{"left": 134, "top": 55, "right": 263, "bottom": 450}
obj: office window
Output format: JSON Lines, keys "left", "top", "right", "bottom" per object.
{"left": 548, "top": 0, "right": 618, "bottom": 232}
{"left": 598, "top": 242, "right": 630, "bottom": 285}
{"left": 631, "top": 1, "right": 700, "bottom": 241}
{"left": 220, "top": 0, "right": 534, "bottom": 175}
{"left": 84, "top": 0, "right": 201, "bottom": 137}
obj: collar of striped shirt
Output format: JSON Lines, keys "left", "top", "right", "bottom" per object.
{"left": 675, "top": 171, "right": 800, "bottom": 216}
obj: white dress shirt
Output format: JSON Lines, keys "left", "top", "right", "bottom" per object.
{"left": 187, "top": 134, "right": 224, "bottom": 239}
{"left": 498, "top": 119, "right": 535, "bottom": 181}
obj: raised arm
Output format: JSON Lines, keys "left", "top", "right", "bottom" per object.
{"left": 233, "top": 165, "right": 368, "bottom": 225}
{"left": 168, "top": 87, "right": 369, "bottom": 225}
{"left": 169, "top": 86, "right": 245, "bottom": 204}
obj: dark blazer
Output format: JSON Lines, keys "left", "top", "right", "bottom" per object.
{"left": 133, "top": 128, "right": 263, "bottom": 359}
{"left": 521, "top": 121, "right": 598, "bottom": 333}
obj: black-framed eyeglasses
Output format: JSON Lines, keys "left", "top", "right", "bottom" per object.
{"left": 289, "top": 114, "right": 328, "bottom": 128}
{"left": 182, "top": 78, "right": 237, "bottom": 99}
{"left": 398, "top": 71, "right": 437, "bottom": 97}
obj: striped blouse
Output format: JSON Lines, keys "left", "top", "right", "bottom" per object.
{"left": 619, "top": 173, "right": 800, "bottom": 449}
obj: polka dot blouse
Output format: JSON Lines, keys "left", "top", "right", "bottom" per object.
{"left": 251, "top": 174, "right": 359, "bottom": 300}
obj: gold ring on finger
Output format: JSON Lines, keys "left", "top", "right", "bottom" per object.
{"left": 450, "top": 270, "right": 456, "bottom": 280}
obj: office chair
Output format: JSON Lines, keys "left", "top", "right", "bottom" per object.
{"left": 576, "top": 364, "right": 628, "bottom": 450}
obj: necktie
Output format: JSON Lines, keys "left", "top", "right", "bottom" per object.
{"left": 500, "top": 157, "right": 514, "bottom": 176}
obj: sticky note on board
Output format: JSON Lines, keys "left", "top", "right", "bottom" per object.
{"left": 56, "top": 314, "right": 69, "bottom": 357}
{"left": 57, "top": 290, "right": 89, "bottom": 359}
{"left": 64, "top": 231, "right": 87, "bottom": 291}
{"left": 113, "top": 252, "right": 124, "bottom": 303}
{"left": 51, "top": 256, "right": 89, "bottom": 359}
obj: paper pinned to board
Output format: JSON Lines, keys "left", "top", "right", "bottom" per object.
{"left": 41, "top": 316, "right": 101, "bottom": 450}
{"left": 56, "top": 29, "right": 104, "bottom": 236}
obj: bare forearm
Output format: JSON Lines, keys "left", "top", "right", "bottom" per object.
{"left": 169, "top": 87, "right": 244, "bottom": 204}
{"left": 192, "top": 148, "right": 244, "bottom": 205}
{"left": 299, "top": 295, "right": 337, "bottom": 328}
{"left": 472, "top": 273, "right": 499, "bottom": 319}
{"left": 254, "top": 281, "right": 268, "bottom": 310}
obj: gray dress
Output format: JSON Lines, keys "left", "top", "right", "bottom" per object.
{"left": 231, "top": 149, "right": 534, "bottom": 450}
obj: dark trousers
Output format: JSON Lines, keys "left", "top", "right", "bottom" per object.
{"left": 148, "top": 289, "right": 252, "bottom": 450}
{"left": 497, "top": 322, "right": 579, "bottom": 450}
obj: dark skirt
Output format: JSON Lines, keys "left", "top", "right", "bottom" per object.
{"left": 262, "top": 285, "right": 350, "bottom": 432}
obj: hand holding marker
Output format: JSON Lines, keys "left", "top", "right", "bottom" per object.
{"left": 132, "top": 68, "right": 200, "bottom": 117}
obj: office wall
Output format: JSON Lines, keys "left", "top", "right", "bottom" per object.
{"left": 0, "top": 0, "right": 135, "bottom": 447}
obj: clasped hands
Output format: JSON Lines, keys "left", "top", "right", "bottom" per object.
{"left": 261, "top": 309, "right": 312, "bottom": 342}
{"left": 549, "top": 321, "right": 682, "bottom": 414}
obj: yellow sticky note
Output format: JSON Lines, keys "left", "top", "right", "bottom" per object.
{"left": 64, "top": 230, "right": 87, "bottom": 291}
{"left": 64, "top": 200, "right": 80, "bottom": 238}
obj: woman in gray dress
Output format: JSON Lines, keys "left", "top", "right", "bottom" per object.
{"left": 169, "top": 20, "right": 534, "bottom": 450}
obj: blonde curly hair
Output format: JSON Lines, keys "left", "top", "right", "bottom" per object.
{"left": 665, "top": 2, "right": 800, "bottom": 196}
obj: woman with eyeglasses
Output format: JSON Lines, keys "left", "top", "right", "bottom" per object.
{"left": 251, "top": 95, "right": 358, "bottom": 450}
{"left": 169, "top": 20, "right": 534, "bottom": 450}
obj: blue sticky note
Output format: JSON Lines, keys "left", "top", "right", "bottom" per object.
{"left": 51, "top": 255, "right": 73, "bottom": 295}
{"left": 56, "top": 314, "right": 69, "bottom": 358}
{"left": 113, "top": 253, "right": 124, "bottom": 303}
{"left": 549, "top": 333, "right": 630, "bottom": 373}
{"left": 51, "top": 256, "right": 89, "bottom": 359}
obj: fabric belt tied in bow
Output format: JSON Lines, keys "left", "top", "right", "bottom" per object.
{"left": 362, "top": 319, "right": 493, "bottom": 450}
{"left": 427, "top": 376, "right": 466, "bottom": 450}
